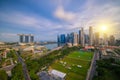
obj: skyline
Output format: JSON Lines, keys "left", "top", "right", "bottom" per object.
{"left": 0, "top": 0, "right": 120, "bottom": 42}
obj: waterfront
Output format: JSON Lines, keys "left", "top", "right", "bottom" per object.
{"left": 42, "top": 43, "right": 58, "bottom": 50}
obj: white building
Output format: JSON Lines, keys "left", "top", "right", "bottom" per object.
{"left": 49, "top": 69, "right": 66, "bottom": 79}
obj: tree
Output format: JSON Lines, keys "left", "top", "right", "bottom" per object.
{"left": 11, "top": 63, "right": 25, "bottom": 80}
{"left": 0, "top": 70, "right": 8, "bottom": 80}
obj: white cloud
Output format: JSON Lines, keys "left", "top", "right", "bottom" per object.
{"left": 0, "top": 11, "right": 63, "bottom": 30}
{"left": 0, "top": 33, "right": 18, "bottom": 42}
{"left": 54, "top": 6, "right": 76, "bottom": 21}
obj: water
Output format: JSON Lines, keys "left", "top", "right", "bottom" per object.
{"left": 42, "top": 43, "right": 58, "bottom": 50}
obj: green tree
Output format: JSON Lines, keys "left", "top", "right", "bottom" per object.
{"left": 11, "top": 63, "right": 25, "bottom": 80}
{"left": 0, "top": 70, "right": 8, "bottom": 80}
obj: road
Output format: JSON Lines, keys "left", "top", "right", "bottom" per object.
{"left": 86, "top": 50, "right": 99, "bottom": 80}
{"left": 15, "top": 46, "right": 62, "bottom": 80}
{"left": 16, "top": 52, "right": 31, "bottom": 80}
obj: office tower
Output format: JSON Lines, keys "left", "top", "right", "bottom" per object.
{"left": 94, "top": 32, "right": 100, "bottom": 46}
{"left": 71, "top": 32, "right": 78, "bottom": 46}
{"left": 85, "top": 34, "right": 89, "bottom": 45}
{"left": 66, "top": 34, "right": 70, "bottom": 43}
{"left": 103, "top": 33, "right": 108, "bottom": 46}
{"left": 79, "top": 30, "right": 81, "bottom": 44}
{"left": 89, "top": 26, "right": 93, "bottom": 46}
{"left": 60, "top": 34, "right": 66, "bottom": 43}
{"left": 57, "top": 34, "right": 66, "bottom": 46}
{"left": 69, "top": 33, "right": 73, "bottom": 44}
{"left": 109, "top": 35, "right": 115, "bottom": 46}
{"left": 81, "top": 27, "right": 85, "bottom": 47}
{"left": 77, "top": 34, "right": 79, "bottom": 44}
{"left": 57, "top": 35, "right": 60, "bottom": 47}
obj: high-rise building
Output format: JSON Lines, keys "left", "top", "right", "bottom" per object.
{"left": 94, "top": 32, "right": 100, "bottom": 46}
{"left": 19, "top": 34, "right": 24, "bottom": 43}
{"left": 60, "top": 34, "right": 66, "bottom": 43}
{"left": 66, "top": 34, "right": 70, "bottom": 43}
{"left": 89, "top": 26, "right": 93, "bottom": 46}
{"left": 109, "top": 35, "right": 115, "bottom": 46}
{"left": 71, "top": 32, "right": 78, "bottom": 46}
{"left": 57, "top": 34, "right": 66, "bottom": 46}
{"left": 25, "top": 35, "right": 29, "bottom": 43}
{"left": 18, "top": 34, "right": 34, "bottom": 43}
{"left": 30, "top": 35, "right": 34, "bottom": 43}
{"left": 84, "top": 34, "right": 89, "bottom": 45}
{"left": 81, "top": 27, "right": 85, "bottom": 47}
{"left": 79, "top": 30, "right": 81, "bottom": 44}
{"left": 103, "top": 33, "right": 108, "bottom": 46}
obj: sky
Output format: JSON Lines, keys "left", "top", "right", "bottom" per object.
{"left": 0, "top": 0, "right": 120, "bottom": 42}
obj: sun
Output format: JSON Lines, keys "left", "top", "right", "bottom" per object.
{"left": 101, "top": 25, "right": 107, "bottom": 31}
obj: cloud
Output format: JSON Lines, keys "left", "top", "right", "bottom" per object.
{"left": 54, "top": 6, "right": 76, "bottom": 21}
{"left": 0, "top": 11, "right": 63, "bottom": 30}
{"left": 0, "top": 33, "right": 18, "bottom": 42}
{"left": 0, "top": 0, "right": 120, "bottom": 41}
{"left": 67, "top": 0, "right": 120, "bottom": 33}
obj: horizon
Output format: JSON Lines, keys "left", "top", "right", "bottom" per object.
{"left": 0, "top": 0, "right": 120, "bottom": 42}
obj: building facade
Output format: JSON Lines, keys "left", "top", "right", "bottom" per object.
{"left": 18, "top": 34, "right": 34, "bottom": 43}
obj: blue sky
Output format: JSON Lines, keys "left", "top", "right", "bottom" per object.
{"left": 0, "top": 0, "right": 120, "bottom": 42}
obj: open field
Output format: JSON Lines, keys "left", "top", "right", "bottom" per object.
{"left": 50, "top": 51, "right": 93, "bottom": 80}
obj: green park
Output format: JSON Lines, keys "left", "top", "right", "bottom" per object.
{"left": 50, "top": 50, "right": 93, "bottom": 80}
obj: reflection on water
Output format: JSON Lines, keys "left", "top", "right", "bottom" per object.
{"left": 42, "top": 43, "right": 57, "bottom": 50}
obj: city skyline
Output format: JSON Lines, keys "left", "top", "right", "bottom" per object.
{"left": 0, "top": 0, "right": 120, "bottom": 42}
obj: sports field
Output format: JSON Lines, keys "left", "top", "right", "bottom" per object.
{"left": 50, "top": 51, "right": 93, "bottom": 80}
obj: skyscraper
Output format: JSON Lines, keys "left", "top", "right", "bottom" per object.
{"left": 103, "top": 33, "right": 108, "bottom": 46}
{"left": 71, "top": 32, "right": 78, "bottom": 46}
{"left": 89, "top": 26, "right": 93, "bottom": 46}
{"left": 79, "top": 30, "right": 81, "bottom": 44}
{"left": 60, "top": 34, "right": 66, "bottom": 43}
{"left": 94, "top": 32, "right": 99, "bottom": 46}
{"left": 19, "top": 34, "right": 24, "bottom": 43}
{"left": 85, "top": 34, "right": 89, "bottom": 45}
{"left": 81, "top": 27, "right": 85, "bottom": 47}
{"left": 30, "top": 35, "right": 34, "bottom": 43}
{"left": 109, "top": 35, "right": 115, "bottom": 46}
{"left": 57, "top": 34, "right": 66, "bottom": 46}
{"left": 18, "top": 34, "right": 34, "bottom": 43}
{"left": 25, "top": 35, "right": 29, "bottom": 43}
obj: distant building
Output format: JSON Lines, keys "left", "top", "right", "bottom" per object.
{"left": 103, "top": 33, "right": 108, "bottom": 46}
{"left": 79, "top": 30, "right": 81, "bottom": 44}
{"left": 94, "top": 32, "right": 100, "bottom": 46}
{"left": 0, "top": 42, "right": 5, "bottom": 45}
{"left": 71, "top": 32, "right": 78, "bottom": 46}
{"left": 60, "top": 34, "right": 66, "bottom": 43}
{"left": 25, "top": 35, "right": 29, "bottom": 43}
{"left": 19, "top": 34, "right": 24, "bottom": 43}
{"left": 66, "top": 34, "right": 71, "bottom": 43}
{"left": 109, "top": 35, "right": 115, "bottom": 46}
{"left": 18, "top": 34, "right": 34, "bottom": 44}
{"left": 57, "top": 35, "right": 60, "bottom": 47}
{"left": 84, "top": 34, "right": 89, "bottom": 45}
{"left": 57, "top": 34, "right": 66, "bottom": 46}
{"left": 30, "top": 35, "right": 34, "bottom": 43}
{"left": 81, "top": 27, "right": 85, "bottom": 47}
{"left": 89, "top": 26, "right": 93, "bottom": 46}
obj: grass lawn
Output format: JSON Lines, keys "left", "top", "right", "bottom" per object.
{"left": 50, "top": 51, "right": 93, "bottom": 80}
